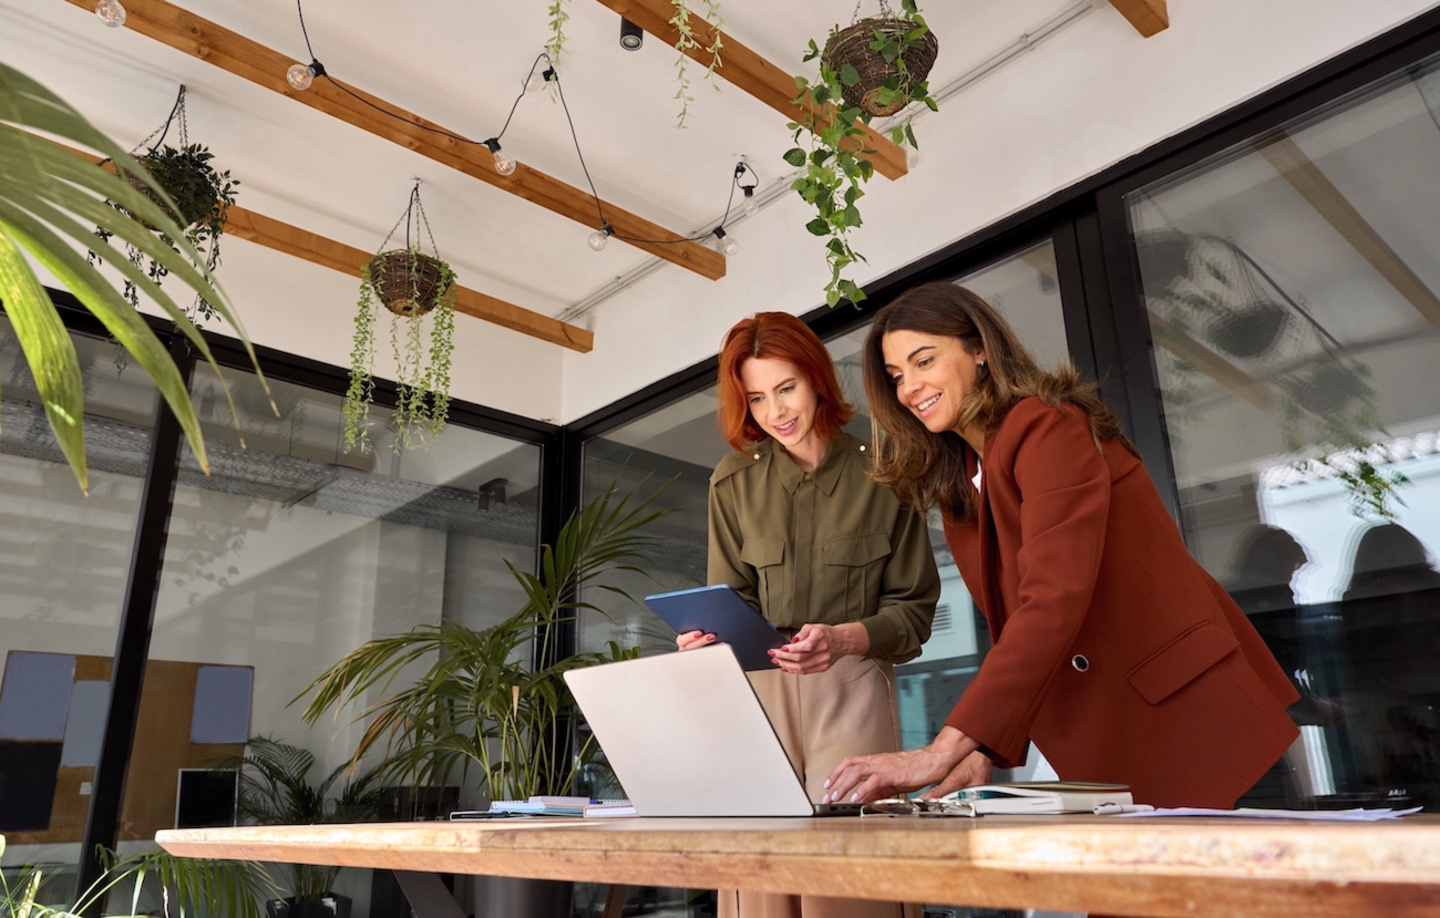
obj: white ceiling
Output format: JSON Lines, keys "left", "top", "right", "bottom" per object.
{"left": 1, "top": 0, "right": 1076, "bottom": 319}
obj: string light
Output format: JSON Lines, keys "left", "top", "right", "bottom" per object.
{"left": 287, "top": 62, "right": 315, "bottom": 91}
{"left": 588, "top": 224, "right": 613, "bottom": 252}
{"left": 281, "top": 0, "right": 753, "bottom": 257}
{"left": 94, "top": 0, "right": 126, "bottom": 27}
{"left": 484, "top": 138, "right": 516, "bottom": 176}
{"left": 712, "top": 226, "right": 738, "bottom": 257}
{"left": 736, "top": 162, "right": 759, "bottom": 217}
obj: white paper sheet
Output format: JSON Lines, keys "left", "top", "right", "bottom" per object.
{"left": 1114, "top": 806, "right": 1423, "bottom": 821}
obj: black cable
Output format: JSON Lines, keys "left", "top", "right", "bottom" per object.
{"left": 151, "top": 85, "right": 185, "bottom": 150}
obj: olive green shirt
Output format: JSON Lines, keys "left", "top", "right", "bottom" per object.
{"left": 707, "top": 433, "right": 941, "bottom": 664}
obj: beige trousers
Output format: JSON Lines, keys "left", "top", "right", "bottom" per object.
{"left": 717, "top": 655, "right": 918, "bottom": 918}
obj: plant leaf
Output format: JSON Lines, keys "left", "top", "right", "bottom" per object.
{"left": 0, "top": 222, "right": 86, "bottom": 491}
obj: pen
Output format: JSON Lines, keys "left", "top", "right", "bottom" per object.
{"left": 1094, "top": 803, "right": 1155, "bottom": 815}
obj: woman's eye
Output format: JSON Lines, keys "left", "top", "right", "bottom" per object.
{"left": 749, "top": 396, "right": 763, "bottom": 405}
{"left": 889, "top": 375, "right": 902, "bottom": 387}
{"left": 780, "top": 385, "right": 795, "bottom": 394}
{"left": 918, "top": 357, "right": 933, "bottom": 368}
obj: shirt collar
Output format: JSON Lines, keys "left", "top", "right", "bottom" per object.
{"left": 771, "top": 434, "right": 850, "bottom": 496}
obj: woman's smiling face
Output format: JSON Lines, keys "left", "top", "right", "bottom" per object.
{"left": 739, "top": 357, "right": 821, "bottom": 452}
{"left": 881, "top": 329, "right": 986, "bottom": 435}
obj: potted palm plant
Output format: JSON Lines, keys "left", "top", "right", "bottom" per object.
{"left": 296, "top": 483, "right": 668, "bottom": 918}
{"left": 212, "top": 738, "right": 385, "bottom": 918}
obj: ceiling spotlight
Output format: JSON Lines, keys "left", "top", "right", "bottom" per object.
{"left": 619, "top": 17, "right": 644, "bottom": 51}
{"left": 713, "top": 226, "right": 738, "bottom": 257}
{"left": 588, "top": 224, "right": 613, "bottom": 252}
{"left": 484, "top": 138, "right": 516, "bottom": 176}
{"left": 94, "top": 0, "right": 126, "bottom": 27}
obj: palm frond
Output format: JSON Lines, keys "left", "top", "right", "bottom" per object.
{"left": 0, "top": 61, "right": 272, "bottom": 490}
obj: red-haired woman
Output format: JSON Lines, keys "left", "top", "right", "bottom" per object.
{"left": 679, "top": 311, "right": 940, "bottom": 918}
{"left": 822, "top": 283, "right": 1298, "bottom": 811}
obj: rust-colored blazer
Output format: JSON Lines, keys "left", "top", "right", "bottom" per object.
{"left": 943, "top": 398, "right": 1299, "bottom": 807}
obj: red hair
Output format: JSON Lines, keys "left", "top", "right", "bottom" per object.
{"left": 717, "top": 312, "right": 855, "bottom": 453}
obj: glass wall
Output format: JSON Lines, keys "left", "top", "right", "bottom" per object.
{"left": 1126, "top": 50, "right": 1440, "bottom": 808}
{"left": 117, "top": 362, "right": 541, "bottom": 914}
{"left": 0, "top": 319, "right": 156, "bottom": 899}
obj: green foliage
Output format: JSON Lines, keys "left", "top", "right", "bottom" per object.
{"left": 0, "top": 61, "right": 271, "bottom": 494}
{"left": 544, "top": 0, "right": 724, "bottom": 127}
{"left": 670, "top": 0, "right": 725, "bottom": 128}
{"left": 92, "top": 142, "right": 240, "bottom": 324}
{"left": 788, "top": 0, "right": 936, "bottom": 307}
{"left": 297, "top": 482, "right": 669, "bottom": 804}
{"left": 343, "top": 251, "right": 456, "bottom": 454}
{"left": 0, "top": 835, "right": 276, "bottom": 918}
{"left": 210, "top": 738, "right": 384, "bottom": 902}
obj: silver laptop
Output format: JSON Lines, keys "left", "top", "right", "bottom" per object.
{"left": 564, "top": 644, "right": 862, "bottom": 817}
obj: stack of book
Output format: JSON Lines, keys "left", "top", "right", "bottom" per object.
{"left": 486, "top": 796, "right": 636, "bottom": 818}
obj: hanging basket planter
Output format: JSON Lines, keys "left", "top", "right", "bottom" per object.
{"left": 823, "top": 17, "right": 938, "bottom": 116}
{"left": 344, "top": 183, "right": 457, "bottom": 454}
{"left": 366, "top": 250, "right": 451, "bottom": 318}
{"left": 124, "top": 145, "right": 230, "bottom": 232}
{"left": 1208, "top": 299, "right": 1288, "bottom": 360}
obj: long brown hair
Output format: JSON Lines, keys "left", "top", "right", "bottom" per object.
{"left": 862, "top": 282, "right": 1136, "bottom": 522}
{"left": 717, "top": 312, "right": 855, "bottom": 453}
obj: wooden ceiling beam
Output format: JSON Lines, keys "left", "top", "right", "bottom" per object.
{"left": 595, "top": 0, "right": 909, "bottom": 181}
{"left": 1109, "top": 0, "right": 1169, "bottom": 37}
{"left": 1256, "top": 132, "right": 1440, "bottom": 333}
{"left": 67, "top": 145, "right": 593, "bottom": 351}
{"left": 61, "top": 0, "right": 725, "bottom": 281}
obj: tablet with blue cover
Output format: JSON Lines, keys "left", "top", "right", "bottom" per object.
{"left": 644, "top": 584, "right": 786, "bottom": 671}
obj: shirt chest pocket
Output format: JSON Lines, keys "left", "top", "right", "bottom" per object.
{"left": 740, "top": 538, "right": 786, "bottom": 617}
{"left": 821, "top": 531, "right": 892, "bottom": 621}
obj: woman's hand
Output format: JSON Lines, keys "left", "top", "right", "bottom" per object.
{"left": 675, "top": 630, "right": 716, "bottom": 651}
{"left": 822, "top": 726, "right": 980, "bottom": 803}
{"left": 919, "top": 748, "right": 994, "bottom": 800}
{"left": 768, "top": 622, "right": 870, "bottom": 674}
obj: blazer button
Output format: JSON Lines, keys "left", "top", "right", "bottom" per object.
{"left": 1071, "top": 654, "right": 1090, "bottom": 672}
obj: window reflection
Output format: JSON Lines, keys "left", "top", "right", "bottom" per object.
{"left": 1127, "top": 51, "right": 1440, "bottom": 809}
{"left": 0, "top": 320, "right": 157, "bottom": 896}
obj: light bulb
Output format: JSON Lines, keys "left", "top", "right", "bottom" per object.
{"left": 742, "top": 192, "right": 758, "bottom": 216}
{"left": 493, "top": 152, "right": 516, "bottom": 176}
{"left": 95, "top": 0, "right": 126, "bottom": 27}
{"left": 286, "top": 63, "right": 315, "bottom": 91}
{"left": 525, "top": 71, "right": 546, "bottom": 93}
{"left": 588, "top": 229, "right": 609, "bottom": 252}
{"left": 721, "top": 235, "right": 739, "bottom": 257}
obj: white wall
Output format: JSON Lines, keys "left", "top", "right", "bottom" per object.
{"left": 559, "top": 0, "right": 1440, "bottom": 422}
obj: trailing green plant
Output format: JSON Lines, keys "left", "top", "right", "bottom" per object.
{"left": 786, "top": 0, "right": 937, "bottom": 306}
{"left": 544, "top": 0, "right": 724, "bottom": 126}
{"left": 210, "top": 737, "right": 385, "bottom": 903}
{"left": 95, "top": 142, "right": 239, "bottom": 323}
{"left": 0, "top": 61, "right": 270, "bottom": 495}
{"left": 88, "top": 87, "right": 239, "bottom": 326}
{"left": 0, "top": 835, "right": 275, "bottom": 918}
{"left": 343, "top": 185, "right": 457, "bottom": 454}
{"left": 669, "top": 0, "right": 724, "bottom": 128}
{"left": 296, "top": 481, "right": 670, "bottom": 804}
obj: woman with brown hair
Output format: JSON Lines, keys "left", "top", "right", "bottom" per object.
{"left": 681, "top": 311, "right": 939, "bottom": 918}
{"left": 822, "top": 282, "right": 1299, "bottom": 809}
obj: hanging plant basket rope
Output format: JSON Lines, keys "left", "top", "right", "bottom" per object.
{"left": 824, "top": 18, "right": 938, "bottom": 116}
{"left": 367, "top": 250, "right": 450, "bottom": 317}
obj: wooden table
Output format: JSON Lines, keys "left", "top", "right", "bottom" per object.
{"left": 157, "top": 814, "right": 1440, "bottom": 918}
